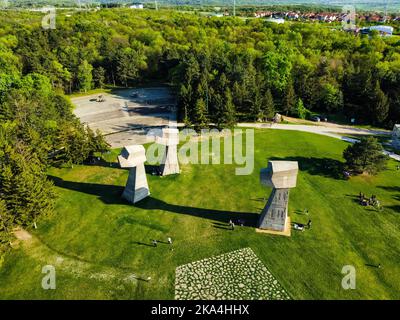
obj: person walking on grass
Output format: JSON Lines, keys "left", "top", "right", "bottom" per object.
{"left": 167, "top": 237, "right": 172, "bottom": 245}
{"left": 152, "top": 240, "right": 157, "bottom": 247}
{"left": 231, "top": 222, "right": 235, "bottom": 231}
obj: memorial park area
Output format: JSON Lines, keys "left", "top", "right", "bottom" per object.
{"left": 0, "top": 129, "right": 399, "bottom": 300}
{"left": 71, "top": 87, "right": 177, "bottom": 148}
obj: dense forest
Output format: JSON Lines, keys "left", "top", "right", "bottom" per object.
{"left": 1, "top": 9, "right": 399, "bottom": 127}
{"left": 1, "top": 8, "right": 400, "bottom": 252}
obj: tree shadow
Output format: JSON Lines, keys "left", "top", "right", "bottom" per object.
{"left": 145, "top": 165, "right": 161, "bottom": 175}
{"left": 269, "top": 156, "right": 345, "bottom": 180}
{"left": 377, "top": 186, "right": 400, "bottom": 203}
{"left": 48, "top": 176, "right": 258, "bottom": 227}
{"left": 385, "top": 205, "right": 400, "bottom": 213}
{"left": 377, "top": 186, "right": 400, "bottom": 193}
{"left": 48, "top": 175, "right": 126, "bottom": 205}
{"left": 84, "top": 157, "right": 119, "bottom": 168}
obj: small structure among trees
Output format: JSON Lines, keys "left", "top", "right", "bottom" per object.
{"left": 392, "top": 124, "right": 400, "bottom": 149}
{"left": 343, "top": 137, "right": 388, "bottom": 175}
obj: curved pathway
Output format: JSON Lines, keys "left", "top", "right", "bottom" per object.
{"left": 238, "top": 122, "right": 400, "bottom": 162}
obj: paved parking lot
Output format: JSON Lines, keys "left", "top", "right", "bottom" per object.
{"left": 72, "top": 87, "right": 177, "bottom": 148}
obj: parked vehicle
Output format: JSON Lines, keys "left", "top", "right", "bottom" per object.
{"left": 311, "top": 116, "right": 320, "bottom": 122}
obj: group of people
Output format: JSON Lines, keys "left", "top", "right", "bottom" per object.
{"left": 359, "top": 192, "right": 380, "bottom": 208}
{"left": 293, "top": 218, "right": 312, "bottom": 232}
{"left": 228, "top": 219, "right": 245, "bottom": 230}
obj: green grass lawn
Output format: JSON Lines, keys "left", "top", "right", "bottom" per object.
{"left": 0, "top": 129, "right": 400, "bottom": 300}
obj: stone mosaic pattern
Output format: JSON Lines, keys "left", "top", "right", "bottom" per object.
{"left": 175, "top": 248, "right": 291, "bottom": 300}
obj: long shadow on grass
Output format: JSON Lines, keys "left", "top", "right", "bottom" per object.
{"left": 48, "top": 175, "right": 126, "bottom": 205}
{"left": 269, "top": 156, "right": 344, "bottom": 180}
{"left": 386, "top": 205, "right": 400, "bottom": 213}
{"left": 377, "top": 186, "right": 400, "bottom": 203}
{"left": 136, "top": 197, "right": 259, "bottom": 227}
{"left": 377, "top": 186, "right": 400, "bottom": 193}
{"left": 48, "top": 176, "right": 259, "bottom": 227}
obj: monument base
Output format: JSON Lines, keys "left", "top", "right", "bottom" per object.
{"left": 122, "top": 165, "right": 150, "bottom": 204}
{"left": 256, "top": 217, "right": 291, "bottom": 237}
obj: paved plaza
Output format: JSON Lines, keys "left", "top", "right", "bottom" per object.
{"left": 72, "top": 87, "right": 177, "bottom": 148}
{"left": 175, "top": 248, "right": 291, "bottom": 300}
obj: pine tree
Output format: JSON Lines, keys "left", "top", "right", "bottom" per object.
{"left": 218, "top": 88, "right": 236, "bottom": 129}
{"left": 370, "top": 81, "right": 389, "bottom": 125}
{"left": 343, "top": 136, "right": 388, "bottom": 175}
{"left": 262, "top": 89, "right": 275, "bottom": 121}
{"left": 232, "top": 81, "right": 244, "bottom": 112}
{"left": 0, "top": 142, "right": 56, "bottom": 228}
{"left": 87, "top": 127, "right": 110, "bottom": 157}
{"left": 179, "top": 84, "right": 192, "bottom": 126}
{"left": 193, "top": 98, "right": 208, "bottom": 131}
{"left": 283, "top": 82, "right": 296, "bottom": 116}
{"left": 0, "top": 198, "right": 12, "bottom": 247}
{"left": 295, "top": 98, "right": 307, "bottom": 119}
{"left": 77, "top": 60, "right": 93, "bottom": 92}
{"left": 93, "top": 66, "right": 106, "bottom": 88}
{"left": 251, "top": 90, "right": 263, "bottom": 122}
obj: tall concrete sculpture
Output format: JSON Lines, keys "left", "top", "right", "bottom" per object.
{"left": 258, "top": 161, "right": 299, "bottom": 234}
{"left": 392, "top": 124, "right": 400, "bottom": 149}
{"left": 118, "top": 145, "right": 150, "bottom": 204}
{"left": 156, "top": 127, "right": 180, "bottom": 176}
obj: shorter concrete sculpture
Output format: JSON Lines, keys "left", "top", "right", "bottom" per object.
{"left": 156, "top": 127, "right": 180, "bottom": 176}
{"left": 118, "top": 145, "right": 150, "bottom": 204}
{"left": 392, "top": 124, "right": 400, "bottom": 149}
{"left": 258, "top": 161, "right": 299, "bottom": 236}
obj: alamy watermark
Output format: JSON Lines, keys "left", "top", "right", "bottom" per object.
{"left": 146, "top": 128, "right": 255, "bottom": 176}
{"left": 342, "top": 5, "right": 356, "bottom": 31}
{"left": 42, "top": 265, "right": 56, "bottom": 290}
{"left": 341, "top": 265, "right": 356, "bottom": 290}
{"left": 41, "top": 7, "right": 56, "bottom": 30}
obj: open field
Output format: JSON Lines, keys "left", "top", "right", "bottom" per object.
{"left": 0, "top": 129, "right": 400, "bottom": 299}
{"left": 71, "top": 87, "right": 177, "bottom": 148}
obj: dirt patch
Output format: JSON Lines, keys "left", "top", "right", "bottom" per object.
{"left": 13, "top": 229, "right": 32, "bottom": 241}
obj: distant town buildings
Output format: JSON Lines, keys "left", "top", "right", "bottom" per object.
{"left": 253, "top": 10, "right": 400, "bottom": 25}
{"left": 254, "top": 10, "right": 346, "bottom": 22}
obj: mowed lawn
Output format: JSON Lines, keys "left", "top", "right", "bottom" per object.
{"left": 0, "top": 129, "right": 399, "bottom": 300}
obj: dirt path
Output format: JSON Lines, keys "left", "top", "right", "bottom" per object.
{"left": 238, "top": 122, "right": 390, "bottom": 138}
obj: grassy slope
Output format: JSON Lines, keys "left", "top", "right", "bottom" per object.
{"left": 0, "top": 129, "right": 399, "bottom": 300}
